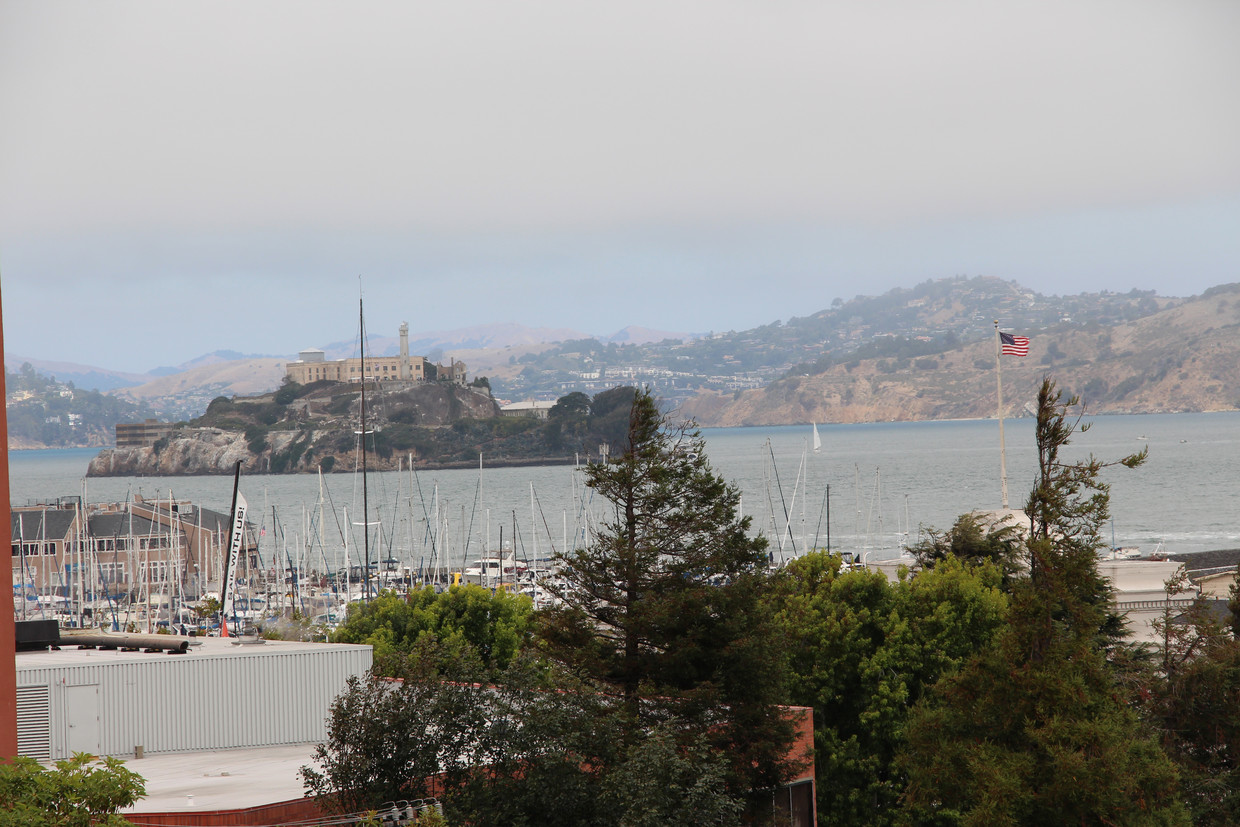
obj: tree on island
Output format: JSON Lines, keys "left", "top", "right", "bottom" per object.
{"left": 899, "top": 378, "right": 1188, "bottom": 825}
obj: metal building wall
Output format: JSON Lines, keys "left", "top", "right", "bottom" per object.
{"left": 15, "top": 642, "right": 371, "bottom": 760}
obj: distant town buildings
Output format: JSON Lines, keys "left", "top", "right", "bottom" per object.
{"left": 284, "top": 322, "right": 467, "bottom": 387}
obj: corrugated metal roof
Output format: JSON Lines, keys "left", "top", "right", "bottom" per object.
{"left": 16, "top": 637, "right": 372, "bottom": 760}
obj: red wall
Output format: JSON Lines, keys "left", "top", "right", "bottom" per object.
{"left": 126, "top": 797, "right": 326, "bottom": 826}
{"left": 0, "top": 281, "right": 18, "bottom": 760}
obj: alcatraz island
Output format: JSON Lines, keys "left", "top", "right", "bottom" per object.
{"left": 87, "top": 323, "right": 634, "bottom": 476}
{"left": 65, "top": 275, "right": 1240, "bottom": 475}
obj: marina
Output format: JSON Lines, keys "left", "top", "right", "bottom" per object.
{"left": 10, "top": 411, "right": 1240, "bottom": 633}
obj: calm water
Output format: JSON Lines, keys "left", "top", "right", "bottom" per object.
{"left": 9, "top": 412, "right": 1240, "bottom": 571}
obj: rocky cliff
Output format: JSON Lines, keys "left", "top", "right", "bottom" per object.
{"left": 88, "top": 382, "right": 504, "bottom": 476}
{"left": 89, "top": 428, "right": 262, "bottom": 476}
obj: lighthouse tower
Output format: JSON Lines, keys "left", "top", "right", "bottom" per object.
{"left": 399, "top": 322, "right": 411, "bottom": 380}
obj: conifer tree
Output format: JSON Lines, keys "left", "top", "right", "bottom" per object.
{"left": 537, "top": 389, "right": 798, "bottom": 805}
{"left": 900, "top": 378, "right": 1188, "bottom": 825}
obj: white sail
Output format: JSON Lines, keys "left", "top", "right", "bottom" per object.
{"left": 812, "top": 422, "right": 821, "bottom": 454}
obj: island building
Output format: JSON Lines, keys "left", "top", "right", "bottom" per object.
{"left": 284, "top": 321, "right": 468, "bottom": 386}
{"left": 115, "top": 419, "right": 174, "bottom": 449}
{"left": 499, "top": 398, "right": 557, "bottom": 419}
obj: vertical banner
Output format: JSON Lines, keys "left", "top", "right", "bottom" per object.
{"left": 220, "top": 492, "right": 248, "bottom": 636}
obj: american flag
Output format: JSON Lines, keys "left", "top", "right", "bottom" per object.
{"left": 1000, "top": 331, "right": 1030, "bottom": 357}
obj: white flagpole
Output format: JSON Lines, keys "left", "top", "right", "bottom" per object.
{"left": 994, "top": 321, "right": 1009, "bottom": 510}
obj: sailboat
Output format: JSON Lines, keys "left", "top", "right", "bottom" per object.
{"left": 812, "top": 422, "right": 821, "bottom": 454}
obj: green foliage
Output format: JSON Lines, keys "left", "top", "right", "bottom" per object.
{"left": 901, "top": 629, "right": 1188, "bottom": 825}
{"left": 328, "top": 393, "right": 358, "bottom": 416}
{"left": 899, "top": 377, "right": 1186, "bottom": 825}
{"left": 1230, "top": 569, "right": 1240, "bottom": 639}
{"left": 549, "top": 391, "right": 591, "bottom": 419}
{"left": 331, "top": 585, "right": 534, "bottom": 677}
{"left": 586, "top": 386, "right": 638, "bottom": 450}
{"left": 274, "top": 380, "right": 302, "bottom": 405}
{"left": 600, "top": 726, "right": 744, "bottom": 827}
{"left": 538, "top": 389, "right": 796, "bottom": 808}
{"left": 771, "top": 553, "right": 1007, "bottom": 825}
{"left": 0, "top": 753, "right": 146, "bottom": 826}
{"left": 1024, "top": 378, "right": 1145, "bottom": 652}
{"left": 909, "top": 512, "right": 1024, "bottom": 584}
{"left": 244, "top": 424, "right": 269, "bottom": 454}
{"left": 269, "top": 431, "right": 312, "bottom": 473}
{"left": 1142, "top": 572, "right": 1240, "bottom": 824}
{"left": 302, "top": 651, "right": 621, "bottom": 825}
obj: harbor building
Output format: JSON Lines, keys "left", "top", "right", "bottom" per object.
{"left": 13, "top": 630, "right": 372, "bottom": 824}
{"left": 10, "top": 496, "right": 258, "bottom": 625}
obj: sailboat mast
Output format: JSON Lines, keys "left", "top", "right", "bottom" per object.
{"left": 359, "top": 295, "right": 372, "bottom": 603}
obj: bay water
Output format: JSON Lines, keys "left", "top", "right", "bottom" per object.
{"left": 9, "top": 412, "right": 1239, "bottom": 574}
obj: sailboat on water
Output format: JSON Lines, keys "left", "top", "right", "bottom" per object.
{"left": 812, "top": 422, "right": 821, "bottom": 454}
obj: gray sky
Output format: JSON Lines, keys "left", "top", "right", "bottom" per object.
{"left": 3, "top": 0, "right": 1238, "bottom": 374}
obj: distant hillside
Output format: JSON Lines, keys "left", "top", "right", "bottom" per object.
{"left": 3, "top": 356, "right": 148, "bottom": 392}
{"left": 317, "top": 323, "right": 594, "bottom": 361}
{"left": 680, "top": 284, "right": 1240, "bottom": 426}
{"left": 147, "top": 350, "right": 280, "bottom": 377}
{"left": 493, "top": 276, "right": 1184, "bottom": 402}
{"left": 13, "top": 278, "right": 1234, "bottom": 430}
{"left": 110, "top": 358, "right": 288, "bottom": 421}
{"left": 603, "top": 325, "right": 693, "bottom": 345}
{"left": 4, "top": 364, "right": 154, "bottom": 449}
{"left": 310, "top": 322, "right": 688, "bottom": 361}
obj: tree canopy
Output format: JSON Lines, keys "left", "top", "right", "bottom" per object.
{"left": 771, "top": 552, "right": 1008, "bottom": 824}
{"left": 0, "top": 754, "right": 146, "bottom": 827}
{"left": 899, "top": 378, "right": 1187, "bottom": 825}
{"left": 537, "top": 389, "right": 799, "bottom": 809}
{"left": 331, "top": 585, "right": 534, "bottom": 677}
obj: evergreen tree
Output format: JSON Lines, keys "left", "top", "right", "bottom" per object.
{"left": 1146, "top": 570, "right": 1240, "bottom": 824}
{"left": 537, "top": 389, "right": 799, "bottom": 807}
{"left": 908, "top": 512, "right": 1024, "bottom": 585}
{"left": 900, "top": 378, "right": 1188, "bottom": 825}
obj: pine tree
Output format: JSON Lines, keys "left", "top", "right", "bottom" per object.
{"left": 537, "top": 389, "right": 798, "bottom": 804}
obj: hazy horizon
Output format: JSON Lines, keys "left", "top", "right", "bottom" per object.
{"left": 3, "top": 1, "right": 1238, "bottom": 373}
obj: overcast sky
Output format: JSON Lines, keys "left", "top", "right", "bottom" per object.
{"left": 2, "top": 0, "right": 1238, "bottom": 374}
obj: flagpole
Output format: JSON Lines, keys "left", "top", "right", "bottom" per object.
{"left": 994, "top": 321, "right": 1009, "bottom": 510}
